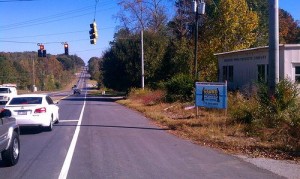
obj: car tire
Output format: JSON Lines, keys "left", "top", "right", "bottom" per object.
{"left": 46, "top": 116, "right": 53, "bottom": 131}
{"left": 55, "top": 113, "right": 59, "bottom": 124}
{"left": 1, "top": 131, "right": 20, "bottom": 166}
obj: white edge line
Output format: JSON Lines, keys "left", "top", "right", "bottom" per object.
{"left": 58, "top": 91, "right": 86, "bottom": 179}
{"left": 59, "top": 120, "right": 80, "bottom": 122}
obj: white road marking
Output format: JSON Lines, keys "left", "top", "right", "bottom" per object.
{"left": 58, "top": 90, "right": 86, "bottom": 179}
{"left": 58, "top": 120, "right": 79, "bottom": 123}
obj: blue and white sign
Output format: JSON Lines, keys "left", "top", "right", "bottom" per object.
{"left": 195, "top": 82, "right": 227, "bottom": 109}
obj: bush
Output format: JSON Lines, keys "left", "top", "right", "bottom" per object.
{"left": 256, "top": 79, "right": 299, "bottom": 128}
{"left": 228, "top": 92, "right": 259, "bottom": 124}
{"left": 128, "top": 88, "right": 165, "bottom": 106}
{"left": 165, "top": 74, "right": 194, "bottom": 102}
{"left": 229, "top": 79, "right": 300, "bottom": 150}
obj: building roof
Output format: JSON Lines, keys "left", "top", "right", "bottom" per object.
{"left": 214, "top": 44, "right": 300, "bottom": 56}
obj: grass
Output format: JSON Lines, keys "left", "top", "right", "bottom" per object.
{"left": 116, "top": 89, "right": 300, "bottom": 162}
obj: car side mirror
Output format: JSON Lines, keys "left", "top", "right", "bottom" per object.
{"left": 0, "top": 109, "right": 12, "bottom": 118}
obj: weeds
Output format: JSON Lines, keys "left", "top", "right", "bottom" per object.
{"left": 230, "top": 79, "right": 300, "bottom": 151}
{"left": 129, "top": 88, "right": 165, "bottom": 106}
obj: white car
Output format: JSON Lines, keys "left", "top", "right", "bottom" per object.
{"left": 0, "top": 86, "right": 18, "bottom": 105}
{"left": 4, "top": 94, "right": 59, "bottom": 131}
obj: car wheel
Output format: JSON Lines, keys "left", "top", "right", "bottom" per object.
{"left": 46, "top": 115, "right": 53, "bottom": 131}
{"left": 55, "top": 113, "right": 59, "bottom": 124}
{"left": 1, "top": 131, "right": 20, "bottom": 166}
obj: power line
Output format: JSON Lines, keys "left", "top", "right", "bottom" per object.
{"left": 0, "top": 2, "right": 116, "bottom": 31}
{"left": 0, "top": 40, "right": 37, "bottom": 44}
{"left": 0, "top": 38, "right": 89, "bottom": 44}
{"left": 0, "top": 0, "right": 42, "bottom": 2}
{"left": 0, "top": 26, "right": 115, "bottom": 40}
{"left": 0, "top": 6, "right": 94, "bottom": 28}
{"left": 0, "top": 30, "right": 88, "bottom": 39}
{"left": 74, "top": 47, "right": 106, "bottom": 53}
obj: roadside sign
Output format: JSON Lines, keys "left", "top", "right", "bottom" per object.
{"left": 195, "top": 82, "right": 227, "bottom": 109}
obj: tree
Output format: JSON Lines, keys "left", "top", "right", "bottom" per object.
{"left": 210, "top": 0, "right": 259, "bottom": 52}
{"left": 102, "top": 30, "right": 141, "bottom": 91}
{"left": 246, "top": 0, "right": 269, "bottom": 46}
{"left": 56, "top": 54, "right": 85, "bottom": 71}
{"left": 88, "top": 57, "right": 102, "bottom": 86}
{"left": 279, "top": 9, "right": 299, "bottom": 44}
{"left": 161, "top": 38, "right": 193, "bottom": 80}
{"left": 0, "top": 58, "right": 18, "bottom": 85}
{"left": 194, "top": 0, "right": 259, "bottom": 81}
{"left": 117, "top": 0, "right": 168, "bottom": 33}
{"left": 168, "top": 0, "right": 194, "bottom": 40}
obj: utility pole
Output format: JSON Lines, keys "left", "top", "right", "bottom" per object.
{"left": 139, "top": 0, "right": 145, "bottom": 89}
{"left": 268, "top": 0, "right": 279, "bottom": 94}
{"left": 31, "top": 55, "right": 36, "bottom": 92}
{"left": 141, "top": 29, "right": 144, "bottom": 90}
{"left": 194, "top": 0, "right": 199, "bottom": 80}
{"left": 193, "top": 0, "right": 205, "bottom": 80}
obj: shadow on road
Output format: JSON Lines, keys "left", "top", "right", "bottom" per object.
{"left": 19, "top": 126, "right": 47, "bottom": 135}
{"left": 54, "top": 124, "right": 170, "bottom": 131}
{"left": 62, "top": 95, "right": 125, "bottom": 102}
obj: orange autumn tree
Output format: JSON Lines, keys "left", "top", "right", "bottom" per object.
{"left": 279, "top": 9, "right": 299, "bottom": 44}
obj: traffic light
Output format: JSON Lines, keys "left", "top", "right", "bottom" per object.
{"left": 38, "top": 44, "right": 46, "bottom": 57}
{"left": 64, "top": 43, "right": 69, "bottom": 55}
{"left": 43, "top": 50, "right": 47, "bottom": 57}
{"left": 38, "top": 50, "right": 43, "bottom": 57}
{"left": 89, "top": 22, "right": 98, "bottom": 44}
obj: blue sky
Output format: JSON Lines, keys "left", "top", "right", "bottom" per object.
{"left": 0, "top": 0, "right": 299, "bottom": 64}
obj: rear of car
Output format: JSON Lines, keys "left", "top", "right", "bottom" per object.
{"left": 5, "top": 94, "right": 59, "bottom": 131}
{"left": 0, "top": 87, "right": 17, "bottom": 105}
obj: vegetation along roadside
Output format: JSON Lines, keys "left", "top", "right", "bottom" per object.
{"left": 109, "top": 79, "right": 300, "bottom": 163}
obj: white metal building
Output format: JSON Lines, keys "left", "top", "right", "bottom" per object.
{"left": 215, "top": 44, "right": 300, "bottom": 90}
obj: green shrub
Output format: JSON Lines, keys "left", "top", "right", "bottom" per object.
{"left": 256, "top": 79, "right": 300, "bottom": 128}
{"left": 228, "top": 92, "right": 259, "bottom": 124}
{"left": 230, "top": 79, "right": 300, "bottom": 149}
{"left": 165, "top": 74, "right": 194, "bottom": 102}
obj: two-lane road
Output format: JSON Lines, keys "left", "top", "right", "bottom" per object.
{"left": 0, "top": 71, "right": 283, "bottom": 178}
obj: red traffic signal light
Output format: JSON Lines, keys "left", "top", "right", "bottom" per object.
{"left": 38, "top": 44, "right": 46, "bottom": 57}
{"left": 64, "top": 43, "right": 69, "bottom": 55}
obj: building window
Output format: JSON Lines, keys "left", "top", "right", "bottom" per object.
{"left": 223, "top": 66, "right": 227, "bottom": 81}
{"left": 295, "top": 67, "right": 300, "bottom": 83}
{"left": 222, "top": 66, "right": 233, "bottom": 82}
{"left": 257, "top": 64, "right": 268, "bottom": 82}
{"left": 228, "top": 66, "right": 233, "bottom": 82}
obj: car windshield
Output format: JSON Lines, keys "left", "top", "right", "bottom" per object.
{"left": 0, "top": 88, "right": 9, "bottom": 93}
{"left": 9, "top": 97, "right": 43, "bottom": 105}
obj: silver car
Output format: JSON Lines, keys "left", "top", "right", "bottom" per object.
{"left": 0, "top": 109, "right": 20, "bottom": 166}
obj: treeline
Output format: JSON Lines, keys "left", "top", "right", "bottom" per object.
{"left": 88, "top": 0, "right": 300, "bottom": 92}
{"left": 0, "top": 52, "right": 85, "bottom": 91}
